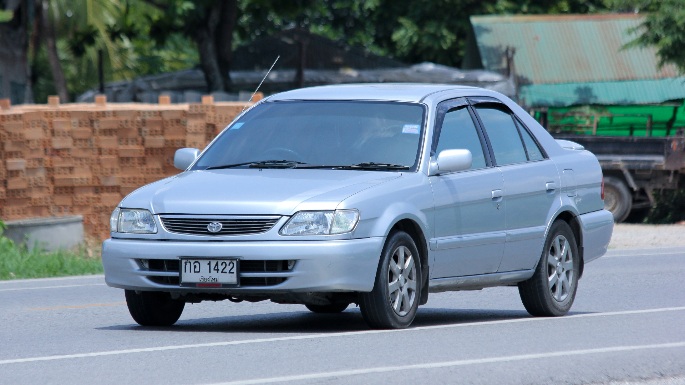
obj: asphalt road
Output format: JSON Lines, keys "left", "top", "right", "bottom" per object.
{"left": 1, "top": 247, "right": 684, "bottom": 385}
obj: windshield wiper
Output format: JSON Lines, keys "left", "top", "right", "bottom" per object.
{"left": 295, "top": 165, "right": 350, "bottom": 169}
{"left": 248, "top": 160, "right": 306, "bottom": 168}
{"left": 208, "top": 161, "right": 408, "bottom": 171}
{"left": 205, "top": 160, "right": 306, "bottom": 170}
{"left": 206, "top": 162, "right": 256, "bottom": 170}
{"left": 294, "top": 163, "right": 408, "bottom": 170}
{"left": 348, "top": 162, "right": 411, "bottom": 170}
{"left": 297, "top": 162, "right": 410, "bottom": 170}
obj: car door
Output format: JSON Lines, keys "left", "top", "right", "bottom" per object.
{"left": 429, "top": 98, "right": 505, "bottom": 278}
{"left": 470, "top": 100, "right": 560, "bottom": 272}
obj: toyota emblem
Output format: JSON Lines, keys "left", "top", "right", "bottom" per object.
{"left": 207, "top": 222, "right": 223, "bottom": 233}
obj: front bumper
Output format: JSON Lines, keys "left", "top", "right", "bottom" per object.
{"left": 102, "top": 237, "right": 384, "bottom": 293}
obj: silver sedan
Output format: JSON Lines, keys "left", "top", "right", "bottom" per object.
{"left": 103, "top": 84, "right": 613, "bottom": 329}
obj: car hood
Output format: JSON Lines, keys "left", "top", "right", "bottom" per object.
{"left": 121, "top": 169, "right": 401, "bottom": 215}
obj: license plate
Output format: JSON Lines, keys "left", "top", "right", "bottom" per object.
{"left": 180, "top": 258, "right": 238, "bottom": 287}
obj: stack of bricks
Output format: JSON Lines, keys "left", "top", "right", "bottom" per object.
{"left": 0, "top": 95, "right": 253, "bottom": 241}
{"left": 2, "top": 111, "right": 51, "bottom": 220}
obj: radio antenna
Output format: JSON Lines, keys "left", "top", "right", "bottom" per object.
{"left": 241, "top": 55, "right": 280, "bottom": 113}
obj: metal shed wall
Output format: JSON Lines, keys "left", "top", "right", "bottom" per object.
{"left": 470, "top": 14, "right": 680, "bottom": 84}
{"left": 520, "top": 78, "right": 685, "bottom": 107}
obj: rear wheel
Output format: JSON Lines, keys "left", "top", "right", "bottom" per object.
{"left": 518, "top": 221, "right": 580, "bottom": 317}
{"left": 603, "top": 176, "right": 632, "bottom": 222}
{"left": 359, "top": 231, "right": 421, "bottom": 329}
{"left": 125, "top": 290, "right": 185, "bottom": 326}
{"left": 305, "top": 303, "right": 349, "bottom": 313}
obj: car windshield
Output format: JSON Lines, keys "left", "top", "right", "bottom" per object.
{"left": 192, "top": 101, "right": 426, "bottom": 171}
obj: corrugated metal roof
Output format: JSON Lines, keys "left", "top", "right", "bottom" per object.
{"left": 520, "top": 78, "right": 685, "bottom": 107}
{"left": 470, "top": 14, "right": 680, "bottom": 84}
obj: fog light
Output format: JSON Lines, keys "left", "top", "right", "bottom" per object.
{"left": 287, "top": 260, "right": 296, "bottom": 270}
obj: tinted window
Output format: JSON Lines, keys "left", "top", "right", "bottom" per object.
{"left": 516, "top": 120, "right": 545, "bottom": 161}
{"left": 193, "top": 101, "right": 425, "bottom": 170}
{"left": 436, "top": 107, "right": 486, "bottom": 169}
{"left": 476, "top": 106, "right": 527, "bottom": 166}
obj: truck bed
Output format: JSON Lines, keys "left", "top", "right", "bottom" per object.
{"left": 553, "top": 134, "right": 685, "bottom": 172}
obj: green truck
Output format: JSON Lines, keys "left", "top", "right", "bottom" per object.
{"left": 534, "top": 104, "right": 685, "bottom": 222}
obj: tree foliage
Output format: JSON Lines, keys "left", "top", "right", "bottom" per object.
{"left": 645, "top": 189, "right": 685, "bottom": 224}
{"left": 625, "top": 0, "right": 685, "bottom": 74}
{"left": 0, "top": 0, "right": 31, "bottom": 102}
{"left": 143, "top": 0, "right": 237, "bottom": 92}
{"left": 236, "top": 0, "right": 616, "bottom": 68}
{"left": 8, "top": 0, "right": 674, "bottom": 100}
{"left": 23, "top": 0, "right": 198, "bottom": 101}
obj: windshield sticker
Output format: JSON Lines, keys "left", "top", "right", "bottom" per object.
{"left": 230, "top": 122, "right": 245, "bottom": 130}
{"left": 402, "top": 124, "right": 420, "bottom": 134}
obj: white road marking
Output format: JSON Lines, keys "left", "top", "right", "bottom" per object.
{"left": 29, "top": 302, "right": 125, "bottom": 311}
{"left": 604, "top": 251, "right": 685, "bottom": 259}
{"left": 1, "top": 306, "right": 684, "bottom": 366}
{"left": 0, "top": 284, "right": 105, "bottom": 292}
{"left": 209, "top": 342, "right": 685, "bottom": 385}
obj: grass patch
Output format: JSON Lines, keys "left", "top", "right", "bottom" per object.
{"left": 0, "top": 221, "right": 103, "bottom": 280}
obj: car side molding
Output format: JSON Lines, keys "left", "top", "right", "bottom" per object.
{"left": 429, "top": 270, "right": 535, "bottom": 293}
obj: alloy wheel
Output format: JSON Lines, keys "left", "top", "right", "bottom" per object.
{"left": 547, "top": 234, "right": 575, "bottom": 302}
{"left": 387, "top": 245, "right": 417, "bottom": 316}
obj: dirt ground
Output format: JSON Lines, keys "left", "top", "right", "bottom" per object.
{"left": 609, "top": 222, "right": 685, "bottom": 249}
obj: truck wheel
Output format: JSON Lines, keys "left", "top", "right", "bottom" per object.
{"left": 603, "top": 176, "right": 632, "bottom": 222}
{"left": 305, "top": 303, "right": 349, "bottom": 313}
{"left": 518, "top": 220, "right": 580, "bottom": 317}
{"left": 125, "top": 290, "right": 185, "bottom": 326}
{"left": 359, "top": 231, "right": 421, "bottom": 329}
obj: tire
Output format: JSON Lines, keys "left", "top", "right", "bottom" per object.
{"left": 305, "top": 303, "right": 349, "bottom": 314}
{"left": 125, "top": 290, "right": 185, "bottom": 326}
{"left": 518, "top": 221, "right": 580, "bottom": 317}
{"left": 603, "top": 176, "right": 632, "bottom": 223}
{"left": 359, "top": 231, "right": 422, "bottom": 329}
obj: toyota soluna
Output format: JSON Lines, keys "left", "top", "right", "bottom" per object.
{"left": 102, "top": 84, "right": 614, "bottom": 329}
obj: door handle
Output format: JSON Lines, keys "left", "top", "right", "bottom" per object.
{"left": 545, "top": 182, "right": 556, "bottom": 192}
{"left": 491, "top": 189, "right": 503, "bottom": 201}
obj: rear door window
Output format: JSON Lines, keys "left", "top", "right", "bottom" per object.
{"left": 516, "top": 119, "right": 545, "bottom": 161}
{"left": 474, "top": 106, "right": 527, "bottom": 166}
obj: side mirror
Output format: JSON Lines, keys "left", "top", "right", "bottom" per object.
{"left": 430, "top": 149, "right": 472, "bottom": 175}
{"left": 174, "top": 148, "right": 200, "bottom": 170}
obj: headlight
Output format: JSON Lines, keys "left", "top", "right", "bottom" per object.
{"left": 110, "top": 208, "right": 158, "bottom": 234}
{"left": 110, "top": 208, "right": 120, "bottom": 232}
{"left": 280, "top": 210, "right": 359, "bottom": 236}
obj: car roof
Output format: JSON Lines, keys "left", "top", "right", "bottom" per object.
{"left": 265, "top": 83, "right": 482, "bottom": 103}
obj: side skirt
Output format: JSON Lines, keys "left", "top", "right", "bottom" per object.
{"left": 429, "top": 270, "right": 535, "bottom": 293}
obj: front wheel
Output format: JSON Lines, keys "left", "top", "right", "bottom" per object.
{"left": 518, "top": 221, "right": 580, "bottom": 317}
{"left": 125, "top": 290, "right": 185, "bottom": 326}
{"left": 359, "top": 231, "right": 422, "bottom": 329}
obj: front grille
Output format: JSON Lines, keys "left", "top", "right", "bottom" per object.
{"left": 149, "top": 276, "right": 180, "bottom": 285}
{"left": 139, "top": 258, "right": 292, "bottom": 287}
{"left": 160, "top": 216, "right": 280, "bottom": 236}
{"left": 149, "top": 259, "right": 180, "bottom": 271}
{"left": 241, "top": 260, "right": 290, "bottom": 272}
{"left": 145, "top": 259, "right": 180, "bottom": 285}
{"left": 241, "top": 277, "right": 288, "bottom": 286}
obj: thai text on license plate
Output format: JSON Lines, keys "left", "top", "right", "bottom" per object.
{"left": 180, "top": 258, "right": 238, "bottom": 287}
